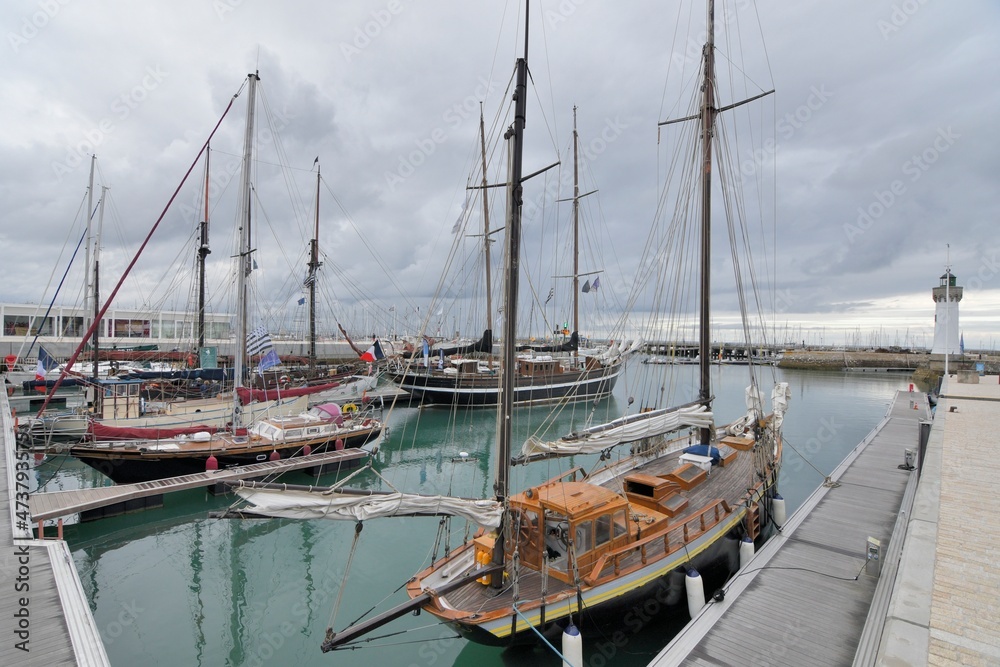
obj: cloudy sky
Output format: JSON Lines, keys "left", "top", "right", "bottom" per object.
{"left": 2, "top": 0, "right": 997, "bottom": 349}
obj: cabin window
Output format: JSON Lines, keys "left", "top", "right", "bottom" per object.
{"left": 285, "top": 429, "right": 302, "bottom": 439}
{"left": 574, "top": 521, "right": 594, "bottom": 552}
{"left": 596, "top": 515, "right": 612, "bottom": 545}
{"left": 307, "top": 427, "right": 320, "bottom": 435}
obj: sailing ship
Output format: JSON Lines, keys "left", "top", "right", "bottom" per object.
{"left": 228, "top": 0, "right": 787, "bottom": 650}
{"left": 60, "top": 72, "right": 384, "bottom": 481}
{"left": 385, "top": 104, "right": 634, "bottom": 407}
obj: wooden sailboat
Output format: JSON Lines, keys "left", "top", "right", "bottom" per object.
{"left": 65, "top": 73, "right": 383, "bottom": 482}
{"left": 230, "top": 0, "right": 787, "bottom": 650}
{"left": 386, "top": 97, "right": 634, "bottom": 407}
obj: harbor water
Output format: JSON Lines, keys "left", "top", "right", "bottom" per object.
{"left": 29, "top": 363, "right": 911, "bottom": 666}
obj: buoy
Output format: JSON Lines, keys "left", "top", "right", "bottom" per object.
{"left": 206, "top": 455, "right": 218, "bottom": 471}
{"left": 335, "top": 438, "right": 345, "bottom": 451}
{"left": 269, "top": 450, "right": 280, "bottom": 461}
{"left": 686, "top": 569, "right": 706, "bottom": 619}
{"left": 343, "top": 403, "right": 358, "bottom": 415}
{"left": 740, "top": 536, "right": 755, "bottom": 569}
{"left": 772, "top": 494, "right": 787, "bottom": 527}
{"left": 561, "top": 624, "right": 583, "bottom": 667}
{"left": 302, "top": 444, "right": 312, "bottom": 456}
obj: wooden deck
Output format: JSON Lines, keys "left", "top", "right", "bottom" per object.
{"left": 29, "top": 447, "right": 369, "bottom": 521}
{"left": 652, "top": 389, "right": 926, "bottom": 666}
{"left": 1, "top": 390, "right": 110, "bottom": 665}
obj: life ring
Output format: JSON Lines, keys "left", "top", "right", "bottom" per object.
{"left": 342, "top": 403, "right": 358, "bottom": 415}
{"left": 279, "top": 375, "right": 290, "bottom": 385}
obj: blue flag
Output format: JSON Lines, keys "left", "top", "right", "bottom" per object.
{"left": 257, "top": 348, "right": 281, "bottom": 376}
{"left": 297, "top": 297, "right": 306, "bottom": 305}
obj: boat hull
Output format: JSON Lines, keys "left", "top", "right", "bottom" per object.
{"left": 69, "top": 428, "right": 380, "bottom": 484}
{"left": 389, "top": 363, "right": 622, "bottom": 407}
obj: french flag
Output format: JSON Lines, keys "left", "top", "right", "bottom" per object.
{"left": 359, "top": 340, "right": 385, "bottom": 363}
{"left": 35, "top": 346, "right": 57, "bottom": 381}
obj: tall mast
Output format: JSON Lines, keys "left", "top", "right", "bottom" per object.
{"left": 197, "top": 145, "right": 212, "bottom": 350}
{"left": 698, "top": 0, "right": 716, "bottom": 441}
{"left": 92, "top": 186, "right": 106, "bottom": 396}
{"left": 308, "top": 162, "right": 322, "bottom": 373}
{"left": 572, "top": 106, "right": 580, "bottom": 362}
{"left": 84, "top": 155, "right": 96, "bottom": 356}
{"left": 233, "top": 71, "right": 259, "bottom": 427}
{"left": 478, "top": 106, "right": 494, "bottom": 336}
{"left": 493, "top": 0, "right": 529, "bottom": 581}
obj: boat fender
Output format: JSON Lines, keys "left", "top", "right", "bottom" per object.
{"left": 206, "top": 455, "right": 219, "bottom": 471}
{"left": 343, "top": 403, "right": 358, "bottom": 415}
{"left": 772, "top": 494, "right": 786, "bottom": 527}
{"left": 269, "top": 450, "right": 280, "bottom": 461}
{"left": 303, "top": 444, "right": 312, "bottom": 456}
{"left": 11, "top": 408, "right": 16, "bottom": 430}
{"left": 685, "top": 569, "right": 705, "bottom": 619}
{"left": 562, "top": 624, "right": 583, "bottom": 667}
{"left": 335, "top": 438, "right": 345, "bottom": 451}
{"left": 739, "top": 535, "right": 755, "bottom": 569}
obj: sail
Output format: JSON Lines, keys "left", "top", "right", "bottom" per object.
{"left": 234, "top": 486, "right": 503, "bottom": 528}
{"left": 519, "top": 403, "right": 714, "bottom": 459}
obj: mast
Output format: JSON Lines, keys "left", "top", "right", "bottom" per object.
{"left": 308, "top": 162, "right": 322, "bottom": 373}
{"left": 478, "top": 107, "right": 494, "bottom": 337}
{"left": 92, "top": 186, "right": 107, "bottom": 402}
{"left": 233, "top": 72, "right": 259, "bottom": 427}
{"left": 84, "top": 155, "right": 96, "bottom": 382}
{"left": 197, "top": 146, "right": 212, "bottom": 350}
{"left": 493, "top": 0, "right": 529, "bottom": 580}
{"left": 572, "top": 106, "right": 580, "bottom": 362}
{"left": 697, "top": 0, "right": 716, "bottom": 442}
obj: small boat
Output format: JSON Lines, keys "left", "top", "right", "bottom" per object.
{"left": 69, "top": 402, "right": 382, "bottom": 484}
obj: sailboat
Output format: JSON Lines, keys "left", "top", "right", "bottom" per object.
{"left": 228, "top": 0, "right": 787, "bottom": 650}
{"left": 64, "top": 72, "right": 384, "bottom": 482}
{"left": 385, "top": 102, "right": 635, "bottom": 407}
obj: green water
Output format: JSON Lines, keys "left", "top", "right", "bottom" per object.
{"left": 37, "top": 365, "right": 910, "bottom": 666}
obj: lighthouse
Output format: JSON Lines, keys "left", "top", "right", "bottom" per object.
{"left": 931, "top": 269, "right": 962, "bottom": 355}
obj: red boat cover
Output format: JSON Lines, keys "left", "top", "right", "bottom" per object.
{"left": 235, "top": 381, "right": 343, "bottom": 404}
{"left": 90, "top": 422, "right": 248, "bottom": 440}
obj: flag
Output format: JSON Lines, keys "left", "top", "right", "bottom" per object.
{"left": 592, "top": 277, "right": 600, "bottom": 290}
{"left": 246, "top": 325, "right": 273, "bottom": 356}
{"left": 545, "top": 287, "right": 554, "bottom": 304}
{"left": 35, "top": 346, "right": 57, "bottom": 381}
{"left": 297, "top": 297, "right": 306, "bottom": 305}
{"left": 303, "top": 270, "right": 316, "bottom": 287}
{"left": 960, "top": 333, "right": 965, "bottom": 354}
{"left": 452, "top": 194, "right": 470, "bottom": 233}
{"left": 423, "top": 338, "right": 430, "bottom": 367}
{"left": 581, "top": 279, "right": 591, "bottom": 293}
{"left": 360, "top": 340, "right": 385, "bottom": 362}
{"left": 257, "top": 348, "right": 281, "bottom": 376}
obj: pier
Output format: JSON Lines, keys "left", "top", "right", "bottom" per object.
{"left": 652, "top": 377, "right": 1000, "bottom": 666}
{"left": 0, "top": 391, "right": 109, "bottom": 665}
{"left": 28, "top": 447, "right": 368, "bottom": 522}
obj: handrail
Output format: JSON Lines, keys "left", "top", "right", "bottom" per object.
{"left": 584, "top": 498, "right": 734, "bottom": 585}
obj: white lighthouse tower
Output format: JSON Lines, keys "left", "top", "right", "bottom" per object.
{"left": 931, "top": 268, "right": 962, "bottom": 355}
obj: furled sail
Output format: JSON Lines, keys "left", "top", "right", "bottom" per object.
{"left": 519, "top": 403, "right": 714, "bottom": 460}
{"left": 234, "top": 485, "right": 503, "bottom": 528}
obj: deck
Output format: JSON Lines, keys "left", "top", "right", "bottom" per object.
{"left": 652, "top": 389, "right": 926, "bottom": 666}
{"left": 1, "top": 390, "right": 110, "bottom": 665}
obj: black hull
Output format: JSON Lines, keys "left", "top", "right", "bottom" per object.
{"left": 390, "top": 364, "right": 622, "bottom": 407}
{"left": 71, "top": 430, "right": 378, "bottom": 484}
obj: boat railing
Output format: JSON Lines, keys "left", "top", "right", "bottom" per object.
{"left": 583, "top": 498, "right": 734, "bottom": 586}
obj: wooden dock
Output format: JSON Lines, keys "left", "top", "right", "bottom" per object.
{"left": 651, "top": 389, "right": 926, "bottom": 666}
{"left": 1, "top": 389, "right": 109, "bottom": 665}
{"left": 29, "top": 447, "right": 369, "bottom": 521}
